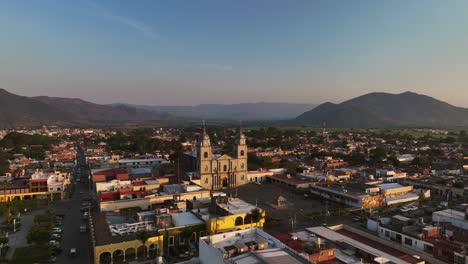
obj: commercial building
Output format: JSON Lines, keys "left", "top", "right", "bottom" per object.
{"left": 199, "top": 228, "right": 313, "bottom": 264}
{"left": 309, "top": 182, "right": 422, "bottom": 209}
{"left": 307, "top": 225, "right": 426, "bottom": 264}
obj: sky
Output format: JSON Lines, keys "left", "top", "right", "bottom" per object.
{"left": 1, "top": 0, "right": 468, "bottom": 106}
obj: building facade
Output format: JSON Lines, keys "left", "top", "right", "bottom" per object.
{"left": 196, "top": 126, "right": 248, "bottom": 190}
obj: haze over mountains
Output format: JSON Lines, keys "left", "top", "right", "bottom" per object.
{"left": 293, "top": 91, "right": 468, "bottom": 128}
{"left": 123, "top": 103, "right": 316, "bottom": 121}
{"left": 1, "top": 88, "right": 468, "bottom": 128}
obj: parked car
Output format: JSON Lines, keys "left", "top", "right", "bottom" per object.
{"left": 48, "top": 240, "right": 60, "bottom": 247}
{"left": 80, "top": 225, "right": 87, "bottom": 233}
{"left": 69, "top": 248, "right": 77, "bottom": 257}
{"left": 52, "top": 227, "right": 62, "bottom": 233}
{"left": 51, "top": 233, "right": 61, "bottom": 240}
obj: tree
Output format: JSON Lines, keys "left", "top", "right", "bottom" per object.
{"left": 248, "top": 208, "right": 262, "bottom": 228}
{"left": 137, "top": 231, "right": 150, "bottom": 258}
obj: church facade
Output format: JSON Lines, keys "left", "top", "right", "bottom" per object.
{"left": 196, "top": 126, "right": 248, "bottom": 190}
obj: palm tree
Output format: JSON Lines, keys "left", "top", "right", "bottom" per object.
{"left": 248, "top": 208, "right": 262, "bottom": 228}
{"left": 137, "top": 231, "right": 150, "bottom": 259}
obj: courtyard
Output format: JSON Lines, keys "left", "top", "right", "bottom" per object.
{"left": 225, "top": 182, "right": 353, "bottom": 234}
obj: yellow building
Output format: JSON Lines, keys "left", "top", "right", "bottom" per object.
{"left": 193, "top": 192, "right": 266, "bottom": 235}
{"left": 207, "top": 209, "right": 266, "bottom": 235}
{"left": 91, "top": 213, "right": 164, "bottom": 264}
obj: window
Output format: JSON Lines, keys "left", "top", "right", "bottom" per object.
{"left": 169, "top": 236, "right": 175, "bottom": 246}
{"left": 204, "top": 165, "right": 208, "bottom": 172}
{"left": 204, "top": 152, "right": 208, "bottom": 158}
{"left": 240, "top": 150, "right": 245, "bottom": 156}
{"left": 179, "top": 236, "right": 185, "bottom": 245}
{"left": 241, "top": 163, "right": 244, "bottom": 169}
{"left": 205, "top": 178, "right": 208, "bottom": 184}
{"left": 241, "top": 175, "right": 244, "bottom": 180}
{"left": 223, "top": 165, "right": 227, "bottom": 172}
{"left": 385, "top": 231, "right": 390, "bottom": 237}
{"left": 404, "top": 237, "right": 412, "bottom": 246}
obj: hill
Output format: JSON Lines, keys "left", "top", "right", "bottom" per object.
{"left": 292, "top": 91, "right": 468, "bottom": 128}
{"left": 0, "top": 89, "right": 171, "bottom": 128}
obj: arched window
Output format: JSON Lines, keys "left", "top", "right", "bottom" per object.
{"left": 223, "top": 165, "right": 227, "bottom": 172}
{"left": 241, "top": 163, "right": 244, "bottom": 169}
{"left": 240, "top": 150, "right": 245, "bottom": 156}
{"left": 235, "top": 216, "right": 244, "bottom": 226}
{"left": 204, "top": 152, "right": 208, "bottom": 158}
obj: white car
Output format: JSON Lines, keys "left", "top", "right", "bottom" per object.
{"left": 51, "top": 233, "right": 61, "bottom": 240}
{"left": 48, "top": 240, "right": 60, "bottom": 247}
{"left": 70, "top": 248, "right": 77, "bottom": 257}
{"left": 52, "top": 227, "right": 62, "bottom": 233}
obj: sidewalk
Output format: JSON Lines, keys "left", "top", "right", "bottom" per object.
{"left": 5, "top": 208, "right": 45, "bottom": 260}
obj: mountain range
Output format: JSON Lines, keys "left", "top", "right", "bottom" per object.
{"left": 292, "top": 91, "right": 468, "bottom": 127}
{"left": 1, "top": 88, "right": 468, "bottom": 128}
{"left": 0, "top": 89, "right": 172, "bottom": 128}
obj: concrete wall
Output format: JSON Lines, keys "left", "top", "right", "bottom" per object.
{"left": 100, "top": 190, "right": 211, "bottom": 212}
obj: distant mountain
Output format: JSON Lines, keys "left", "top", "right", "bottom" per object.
{"left": 0, "top": 89, "right": 171, "bottom": 128}
{"left": 127, "top": 102, "right": 316, "bottom": 120}
{"left": 292, "top": 91, "right": 468, "bottom": 128}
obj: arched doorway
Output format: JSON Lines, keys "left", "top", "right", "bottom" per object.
{"left": 99, "top": 252, "right": 111, "bottom": 264}
{"left": 136, "top": 245, "right": 146, "bottom": 260}
{"left": 113, "top": 249, "right": 124, "bottom": 263}
{"left": 222, "top": 178, "right": 228, "bottom": 188}
{"left": 235, "top": 216, "right": 244, "bottom": 226}
{"left": 125, "top": 248, "right": 136, "bottom": 261}
{"left": 148, "top": 243, "right": 157, "bottom": 258}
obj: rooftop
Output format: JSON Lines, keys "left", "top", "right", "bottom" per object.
{"left": 171, "top": 212, "right": 205, "bottom": 227}
{"left": 217, "top": 198, "right": 260, "bottom": 215}
{"left": 307, "top": 226, "right": 422, "bottom": 264}
{"left": 201, "top": 228, "right": 312, "bottom": 264}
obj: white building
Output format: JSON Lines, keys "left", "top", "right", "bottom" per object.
{"left": 117, "top": 158, "right": 168, "bottom": 169}
{"left": 432, "top": 209, "right": 468, "bottom": 231}
{"left": 199, "top": 228, "right": 312, "bottom": 264}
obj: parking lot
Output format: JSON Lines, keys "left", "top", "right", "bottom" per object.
{"left": 225, "top": 182, "right": 352, "bottom": 234}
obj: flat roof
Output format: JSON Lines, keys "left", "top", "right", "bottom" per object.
{"left": 218, "top": 198, "right": 259, "bottom": 215}
{"left": 307, "top": 227, "right": 415, "bottom": 264}
{"left": 433, "top": 209, "right": 465, "bottom": 220}
{"left": 171, "top": 212, "right": 204, "bottom": 227}
{"left": 378, "top": 183, "right": 405, "bottom": 190}
{"left": 119, "top": 158, "right": 164, "bottom": 163}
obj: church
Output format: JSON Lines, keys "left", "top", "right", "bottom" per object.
{"left": 194, "top": 125, "right": 248, "bottom": 190}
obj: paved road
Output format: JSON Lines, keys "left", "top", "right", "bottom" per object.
{"left": 54, "top": 182, "right": 92, "bottom": 264}
{"left": 53, "top": 141, "right": 93, "bottom": 264}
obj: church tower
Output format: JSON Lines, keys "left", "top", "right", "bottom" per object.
{"left": 233, "top": 124, "right": 248, "bottom": 185}
{"left": 197, "top": 121, "right": 212, "bottom": 174}
{"left": 233, "top": 125, "right": 247, "bottom": 159}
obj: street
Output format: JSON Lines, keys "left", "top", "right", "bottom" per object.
{"left": 52, "top": 141, "right": 93, "bottom": 263}
{"left": 53, "top": 182, "right": 92, "bottom": 264}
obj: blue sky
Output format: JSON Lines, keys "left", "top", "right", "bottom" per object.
{"left": 1, "top": 0, "right": 468, "bottom": 106}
